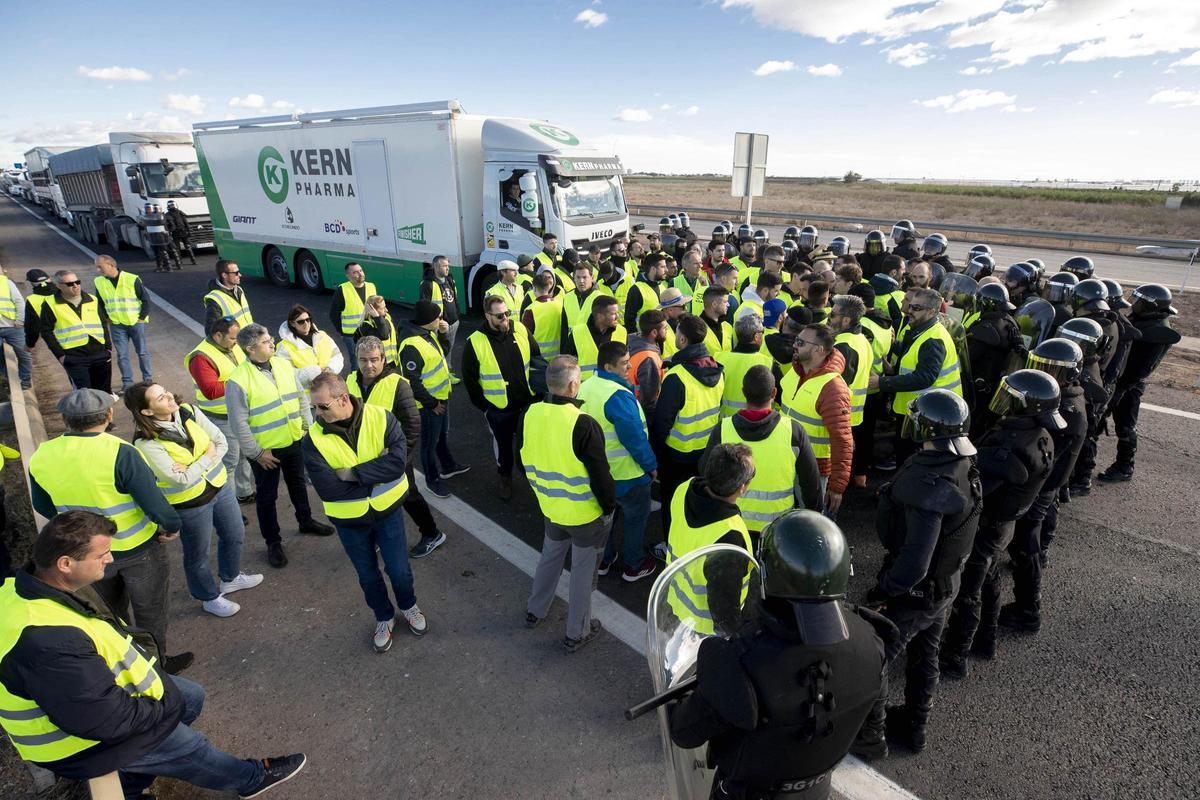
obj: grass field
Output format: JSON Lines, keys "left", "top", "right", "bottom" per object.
{"left": 624, "top": 178, "right": 1200, "bottom": 241}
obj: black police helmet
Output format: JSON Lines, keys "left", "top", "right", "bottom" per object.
{"left": 965, "top": 255, "right": 996, "bottom": 280}
{"left": 678, "top": 212, "right": 690, "bottom": 227}
{"left": 976, "top": 282, "right": 1016, "bottom": 313}
{"left": 753, "top": 228, "right": 768, "bottom": 245}
{"left": 658, "top": 216, "right": 671, "bottom": 230}
{"left": 1026, "top": 337, "right": 1083, "bottom": 387}
{"left": 737, "top": 223, "right": 752, "bottom": 240}
{"left": 759, "top": 510, "right": 851, "bottom": 601}
{"left": 1003, "top": 262, "right": 1036, "bottom": 290}
{"left": 864, "top": 229, "right": 886, "bottom": 256}
{"left": 902, "top": 389, "right": 975, "bottom": 456}
{"left": 1101, "top": 279, "right": 1130, "bottom": 309}
{"left": 1044, "top": 271, "right": 1079, "bottom": 304}
{"left": 1131, "top": 283, "right": 1177, "bottom": 315}
{"left": 968, "top": 243, "right": 992, "bottom": 258}
{"left": 1027, "top": 258, "right": 1046, "bottom": 275}
{"left": 724, "top": 242, "right": 737, "bottom": 259}
{"left": 781, "top": 239, "right": 798, "bottom": 256}
{"left": 1061, "top": 256, "right": 1094, "bottom": 279}
{"left": 922, "top": 233, "right": 948, "bottom": 257}
{"left": 561, "top": 248, "right": 580, "bottom": 267}
{"left": 828, "top": 236, "right": 851, "bottom": 257}
{"left": 1056, "top": 317, "right": 1104, "bottom": 358}
{"left": 797, "top": 225, "right": 819, "bottom": 252}
{"left": 892, "top": 220, "right": 917, "bottom": 244}
{"left": 720, "top": 220, "right": 733, "bottom": 233}
{"left": 783, "top": 225, "right": 800, "bottom": 241}
{"left": 989, "top": 368, "right": 1065, "bottom": 430}
{"left": 1070, "top": 278, "right": 1110, "bottom": 312}
{"left": 711, "top": 225, "right": 727, "bottom": 240}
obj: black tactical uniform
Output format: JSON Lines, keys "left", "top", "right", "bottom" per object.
{"left": 891, "top": 242, "right": 920, "bottom": 260}
{"left": 965, "top": 304, "right": 1024, "bottom": 437}
{"left": 143, "top": 207, "right": 177, "bottom": 272}
{"left": 165, "top": 204, "right": 196, "bottom": 264}
{"left": 854, "top": 391, "right": 981, "bottom": 757}
{"left": 1067, "top": 299, "right": 1120, "bottom": 493}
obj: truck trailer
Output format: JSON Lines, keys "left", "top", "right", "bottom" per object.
{"left": 23, "top": 146, "right": 73, "bottom": 222}
{"left": 47, "top": 132, "right": 214, "bottom": 258}
{"left": 192, "top": 100, "right": 630, "bottom": 311}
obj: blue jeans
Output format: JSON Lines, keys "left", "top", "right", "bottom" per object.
{"left": 418, "top": 406, "right": 455, "bottom": 484}
{"left": 335, "top": 510, "right": 417, "bottom": 622}
{"left": 603, "top": 480, "right": 652, "bottom": 566}
{"left": 0, "top": 326, "right": 32, "bottom": 385}
{"left": 177, "top": 483, "right": 245, "bottom": 601}
{"left": 341, "top": 334, "right": 358, "bottom": 373}
{"left": 119, "top": 675, "right": 263, "bottom": 799}
{"left": 109, "top": 321, "right": 153, "bottom": 388}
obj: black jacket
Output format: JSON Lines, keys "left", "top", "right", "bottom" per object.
{"left": 832, "top": 323, "right": 864, "bottom": 384}
{"left": 352, "top": 366, "right": 421, "bottom": 449}
{"left": 0, "top": 570, "right": 184, "bottom": 780}
{"left": 1045, "top": 383, "right": 1088, "bottom": 491}
{"left": 966, "top": 311, "right": 1023, "bottom": 402}
{"left": 24, "top": 284, "right": 57, "bottom": 348}
{"left": 399, "top": 325, "right": 448, "bottom": 410}
{"left": 855, "top": 251, "right": 888, "bottom": 279}
{"left": 39, "top": 293, "right": 111, "bottom": 358}
{"left": 623, "top": 274, "right": 660, "bottom": 332}
{"left": 461, "top": 323, "right": 540, "bottom": 412}
{"left": 418, "top": 273, "right": 460, "bottom": 324}
{"left": 651, "top": 343, "right": 724, "bottom": 464}
{"left": 891, "top": 243, "right": 921, "bottom": 260}
{"left": 301, "top": 397, "right": 409, "bottom": 524}
{"left": 202, "top": 279, "right": 249, "bottom": 331}
{"left": 1118, "top": 312, "right": 1180, "bottom": 387}
{"left": 976, "top": 417, "right": 1055, "bottom": 521}
{"left": 1102, "top": 312, "right": 1141, "bottom": 387}
{"left": 515, "top": 394, "right": 615, "bottom": 515}
{"left": 700, "top": 411, "right": 823, "bottom": 512}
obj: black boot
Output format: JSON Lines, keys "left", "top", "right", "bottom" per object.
{"left": 999, "top": 602, "right": 1041, "bottom": 633}
{"left": 1097, "top": 462, "right": 1133, "bottom": 483}
{"left": 885, "top": 705, "right": 927, "bottom": 753}
{"left": 850, "top": 719, "right": 888, "bottom": 760}
{"left": 970, "top": 627, "right": 997, "bottom": 660}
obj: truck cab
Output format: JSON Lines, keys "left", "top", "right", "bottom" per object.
{"left": 110, "top": 133, "right": 213, "bottom": 252}
{"left": 474, "top": 118, "right": 627, "bottom": 302}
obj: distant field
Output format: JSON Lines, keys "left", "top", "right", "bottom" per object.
{"left": 624, "top": 178, "right": 1200, "bottom": 241}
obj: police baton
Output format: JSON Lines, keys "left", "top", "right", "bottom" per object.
{"left": 624, "top": 676, "right": 697, "bottom": 721}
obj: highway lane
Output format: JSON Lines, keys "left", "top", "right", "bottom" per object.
{"left": 5, "top": 196, "right": 1200, "bottom": 800}
{"left": 632, "top": 215, "right": 1198, "bottom": 289}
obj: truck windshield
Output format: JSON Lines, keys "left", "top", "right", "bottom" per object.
{"left": 140, "top": 162, "right": 205, "bottom": 198}
{"left": 551, "top": 175, "right": 625, "bottom": 219}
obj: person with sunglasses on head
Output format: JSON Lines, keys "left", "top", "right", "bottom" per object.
{"left": 275, "top": 304, "right": 343, "bottom": 389}
{"left": 203, "top": 260, "right": 252, "bottom": 332}
{"left": 38, "top": 270, "right": 113, "bottom": 392}
{"left": 462, "top": 295, "right": 540, "bottom": 501}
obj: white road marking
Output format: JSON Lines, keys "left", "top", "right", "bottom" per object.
{"left": 1141, "top": 403, "right": 1200, "bottom": 422}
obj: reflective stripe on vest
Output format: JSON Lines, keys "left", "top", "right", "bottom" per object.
{"left": 518, "top": 401, "right": 603, "bottom": 526}
{"left": 400, "top": 334, "right": 451, "bottom": 400}
{"left": 339, "top": 281, "right": 376, "bottom": 335}
{"left": 719, "top": 416, "right": 797, "bottom": 532}
{"left": 93, "top": 271, "right": 141, "bottom": 326}
{"left": 702, "top": 320, "right": 733, "bottom": 358}
{"left": 486, "top": 283, "right": 528, "bottom": 321}
{"left": 963, "top": 310, "right": 981, "bottom": 330}
{"left": 0, "top": 279, "right": 16, "bottom": 322}
{"left": 835, "top": 330, "right": 873, "bottom": 426}
{"left": 780, "top": 371, "right": 840, "bottom": 459}
{"left": 29, "top": 433, "right": 157, "bottom": 551}
{"left": 577, "top": 374, "right": 648, "bottom": 482}
{"left": 146, "top": 407, "right": 228, "bottom": 506}
{"left": 203, "top": 288, "right": 252, "bottom": 327}
{"left": 184, "top": 339, "right": 246, "bottom": 416}
{"left": 562, "top": 286, "right": 609, "bottom": 330}
{"left": 571, "top": 322, "right": 627, "bottom": 380}
{"left": 665, "top": 478, "right": 752, "bottom": 635}
{"left": 529, "top": 298, "right": 564, "bottom": 358}
{"left": 714, "top": 349, "right": 774, "bottom": 417}
{"left": 468, "top": 324, "right": 531, "bottom": 410}
{"left": 227, "top": 358, "right": 305, "bottom": 449}
{"left": 307, "top": 403, "right": 409, "bottom": 519}
{"left": 0, "top": 583, "right": 165, "bottom": 764}
{"left": 628, "top": 281, "right": 659, "bottom": 330}
{"left": 377, "top": 312, "right": 400, "bottom": 363}
{"left": 892, "top": 321, "right": 963, "bottom": 415}
{"left": 348, "top": 371, "right": 405, "bottom": 410}
{"left": 860, "top": 317, "right": 892, "bottom": 382}
{"left": 665, "top": 364, "right": 725, "bottom": 453}
{"left": 278, "top": 331, "right": 337, "bottom": 371}
{"left": 49, "top": 298, "right": 105, "bottom": 349}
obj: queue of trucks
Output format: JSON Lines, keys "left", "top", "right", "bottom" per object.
{"left": 10, "top": 99, "right": 631, "bottom": 311}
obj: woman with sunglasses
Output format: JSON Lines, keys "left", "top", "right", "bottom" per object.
{"left": 125, "top": 382, "right": 263, "bottom": 617}
{"left": 276, "top": 303, "right": 344, "bottom": 387}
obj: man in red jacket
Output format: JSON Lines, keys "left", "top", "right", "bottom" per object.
{"left": 780, "top": 324, "right": 853, "bottom": 518}
{"left": 185, "top": 317, "right": 255, "bottom": 503}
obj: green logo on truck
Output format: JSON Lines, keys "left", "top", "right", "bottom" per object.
{"left": 529, "top": 123, "right": 579, "bottom": 146}
{"left": 397, "top": 223, "right": 426, "bottom": 245}
{"left": 258, "top": 146, "right": 289, "bottom": 204}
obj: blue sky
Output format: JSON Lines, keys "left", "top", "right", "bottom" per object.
{"left": 2, "top": 0, "right": 1198, "bottom": 181}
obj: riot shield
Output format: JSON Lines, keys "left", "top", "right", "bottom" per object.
{"left": 938, "top": 273, "right": 978, "bottom": 325}
{"left": 1015, "top": 298, "right": 1056, "bottom": 350}
{"left": 938, "top": 311, "right": 973, "bottom": 409}
{"left": 644, "top": 544, "right": 762, "bottom": 800}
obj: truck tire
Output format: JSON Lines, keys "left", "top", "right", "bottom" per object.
{"left": 80, "top": 214, "right": 96, "bottom": 245}
{"left": 103, "top": 221, "right": 123, "bottom": 251}
{"left": 296, "top": 251, "right": 324, "bottom": 293}
{"left": 470, "top": 264, "right": 497, "bottom": 313}
{"left": 264, "top": 247, "right": 292, "bottom": 288}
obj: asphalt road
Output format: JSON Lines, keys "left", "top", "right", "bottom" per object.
{"left": 632, "top": 215, "right": 1199, "bottom": 290}
{"left": 4, "top": 196, "right": 1200, "bottom": 799}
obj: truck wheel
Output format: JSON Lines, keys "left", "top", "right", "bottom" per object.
{"left": 470, "top": 264, "right": 497, "bottom": 313}
{"left": 80, "top": 215, "right": 96, "bottom": 245}
{"left": 296, "top": 251, "right": 324, "bottom": 293}
{"left": 264, "top": 247, "right": 292, "bottom": 288}
{"left": 103, "top": 221, "right": 122, "bottom": 251}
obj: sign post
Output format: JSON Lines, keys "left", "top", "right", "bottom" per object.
{"left": 731, "top": 132, "right": 768, "bottom": 227}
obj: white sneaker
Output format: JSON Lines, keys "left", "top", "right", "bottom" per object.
{"left": 220, "top": 573, "right": 264, "bottom": 594}
{"left": 373, "top": 619, "right": 394, "bottom": 653}
{"left": 400, "top": 605, "right": 427, "bottom": 636}
{"left": 202, "top": 595, "right": 240, "bottom": 618}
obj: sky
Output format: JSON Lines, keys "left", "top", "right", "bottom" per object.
{"left": 1, "top": 0, "right": 1198, "bottom": 182}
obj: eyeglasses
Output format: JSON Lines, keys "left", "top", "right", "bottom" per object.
{"left": 766, "top": 257, "right": 784, "bottom": 264}
{"left": 60, "top": 280, "right": 81, "bottom": 287}
{"left": 796, "top": 338, "right": 823, "bottom": 348}
{"left": 488, "top": 311, "right": 513, "bottom": 318}
{"left": 907, "top": 304, "right": 931, "bottom": 312}
{"left": 225, "top": 270, "right": 240, "bottom": 276}
{"left": 314, "top": 396, "right": 346, "bottom": 411}
{"left": 294, "top": 317, "right": 312, "bottom": 325}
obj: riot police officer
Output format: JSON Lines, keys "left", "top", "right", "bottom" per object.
{"left": 1001, "top": 339, "right": 1088, "bottom": 633}
{"left": 669, "top": 511, "right": 888, "bottom": 799}
{"left": 965, "top": 283, "right": 1024, "bottom": 437}
{"left": 856, "top": 230, "right": 889, "bottom": 279}
{"left": 964, "top": 255, "right": 995, "bottom": 281}
{"left": 1065, "top": 279, "right": 1119, "bottom": 495}
{"left": 165, "top": 199, "right": 196, "bottom": 265}
{"left": 1096, "top": 284, "right": 1181, "bottom": 484}
{"left": 941, "top": 370, "right": 1058, "bottom": 675}
{"left": 921, "top": 233, "right": 954, "bottom": 275}
{"left": 782, "top": 225, "right": 800, "bottom": 244}
{"left": 1061, "top": 255, "right": 1094, "bottom": 281}
{"left": 1098, "top": 278, "right": 1139, "bottom": 387}
{"left": 1001, "top": 262, "right": 1037, "bottom": 307}
{"left": 891, "top": 221, "right": 920, "bottom": 260}
{"left": 1043, "top": 272, "right": 1079, "bottom": 329}
{"left": 143, "top": 203, "right": 177, "bottom": 272}
{"left": 712, "top": 224, "right": 729, "bottom": 248}
{"left": 794, "top": 225, "right": 832, "bottom": 269}
{"left": 853, "top": 391, "right": 981, "bottom": 757}
{"left": 827, "top": 236, "right": 851, "bottom": 258}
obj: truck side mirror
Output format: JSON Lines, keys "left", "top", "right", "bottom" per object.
{"left": 517, "top": 174, "right": 540, "bottom": 227}
{"left": 125, "top": 166, "right": 138, "bottom": 177}
{"left": 129, "top": 177, "right": 144, "bottom": 196}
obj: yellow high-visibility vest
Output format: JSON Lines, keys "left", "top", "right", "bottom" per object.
{"left": 184, "top": 339, "right": 246, "bottom": 416}
{"left": 702, "top": 319, "right": 734, "bottom": 358}
{"left": 717, "top": 416, "right": 796, "bottom": 532}
{"left": 519, "top": 401, "right": 603, "bottom": 526}
{"left": 143, "top": 406, "right": 228, "bottom": 506}
{"left": 338, "top": 281, "right": 377, "bottom": 335}
{"left": 203, "top": 287, "right": 252, "bottom": 327}
{"left": 562, "top": 286, "right": 611, "bottom": 330}
{"left": 664, "top": 364, "right": 724, "bottom": 453}
{"left": 227, "top": 357, "right": 305, "bottom": 449}
{"left": 577, "top": 374, "right": 647, "bottom": 482}
{"left": 467, "top": 324, "right": 531, "bottom": 409}
{"left": 571, "top": 322, "right": 627, "bottom": 381}
{"left": 93, "top": 271, "right": 142, "bottom": 326}
{"left": 835, "top": 330, "right": 873, "bottom": 426}
{"left": 714, "top": 349, "right": 773, "bottom": 417}
{"left": 399, "top": 333, "right": 451, "bottom": 401}
{"left": 892, "top": 322, "right": 963, "bottom": 415}
{"left": 780, "top": 371, "right": 840, "bottom": 459}
{"left": 278, "top": 331, "right": 338, "bottom": 371}
{"left": 48, "top": 297, "right": 105, "bottom": 350}
{"left": 307, "top": 403, "right": 409, "bottom": 519}
{"left": 529, "top": 298, "right": 564, "bottom": 358}
{"left": 347, "top": 370, "right": 405, "bottom": 410}
{"left": 0, "top": 279, "right": 17, "bottom": 323}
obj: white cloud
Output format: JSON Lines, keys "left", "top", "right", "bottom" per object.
{"left": 683, "top": 105, "right": 700, "bottom": 115}
{"left": 721, "top": 0, "right": 1007, "bottom": 44}
{"left": 228, "top": 94, "right": 265, "bottom": 109}
{"left": 753, "top": 59, "right": 796, "bottom": 76}
{"left": 1148, "top": 88, "right": 1200, "bottom": 107}
{"left": 1112, "top": 70, "right": 1123, "bottom": 78}
{"left": 614, "top": 107, "right": 652, "bottom": 122}
{"left": 884, "top": 42, "right": 932, "bottom": 67}
{"left": 1170, "top": 51, "right": 1200, "bottom": 67}
{"left": 806, "top": 62, "right": 843, "bottom": 77}
{"left": 575, "top": 9, "right": 608, "bottom": 28}
{"left": 270, "top": 100, "right": 296, "bottom": 111}
{"left": 1001, "top": 104, "right": 1035, "bottom": 112}
{"left": 917, "top": 88, "right": 1017, "bottom": 112}
{"left": 660, "top": 103, "right": 673, "bottom": 110}
{"left": 161, "top": 68, "right": 192, "bottom": 81}
{"left": 77, "top": 65, "right": 152, "bottom": 81}
{"left": 164, "top": 94, "right": 205, "bottom": 115}
{"left": 959, "top": 65, "right": 994, "bottom": 75}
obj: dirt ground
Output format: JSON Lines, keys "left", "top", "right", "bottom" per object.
{"left": 625, "top": 178, "right": 1200, "bottom": 242}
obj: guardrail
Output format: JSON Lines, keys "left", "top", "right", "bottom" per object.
{"left": 627, "top": 203, "right": 1200, "bottom": 253}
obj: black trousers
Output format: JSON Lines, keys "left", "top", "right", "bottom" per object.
{"left": 62, "top": 350, "right": 112, "bottom": 391}
{"left": 1009, "top": 488, "right": 1059, "bottom": 614}
{"left": 851, "top": 394, "right": 883, "bottom": 476}
{"left": 402, "top": 460, "right": 438, "bottom": 538}
{"left": 658, "top": 456, "right": 699, "bottom": 540}
{"left": 1106, "top": 379, "right": 1145, "bottom": 469}
{"left": 248, "top": 440, "right": 314, "bottom": 545}
{"left": 942, "top": 516, "right": 1015, "bottom": 662}
{"left": 484, "top": 404, "right": 525, "bottom": 478}
{"left": 863, "top": 594, "right": 954, "bottom": 733}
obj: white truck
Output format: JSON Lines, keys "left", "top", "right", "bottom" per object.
{"left": 22, "top": 146, "right": 73, "bottom": 222}
{"left": 192, "top": 100, "right": 630, "bottom": 310}
{"left": 47, "top": 132, "right": 213, "bottom": 257}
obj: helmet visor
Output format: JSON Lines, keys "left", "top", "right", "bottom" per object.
{"left": 798, "top": 232, "right": 818, "bottom": 251}
{"left": 988, "top": 379, "right": 1023, "bottom": 418}
{"left": 922, "top": 239, "right": 944, "bottom": 257}
{"left": 1027, "top": 353, "right": 1079, "bottom": 386}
